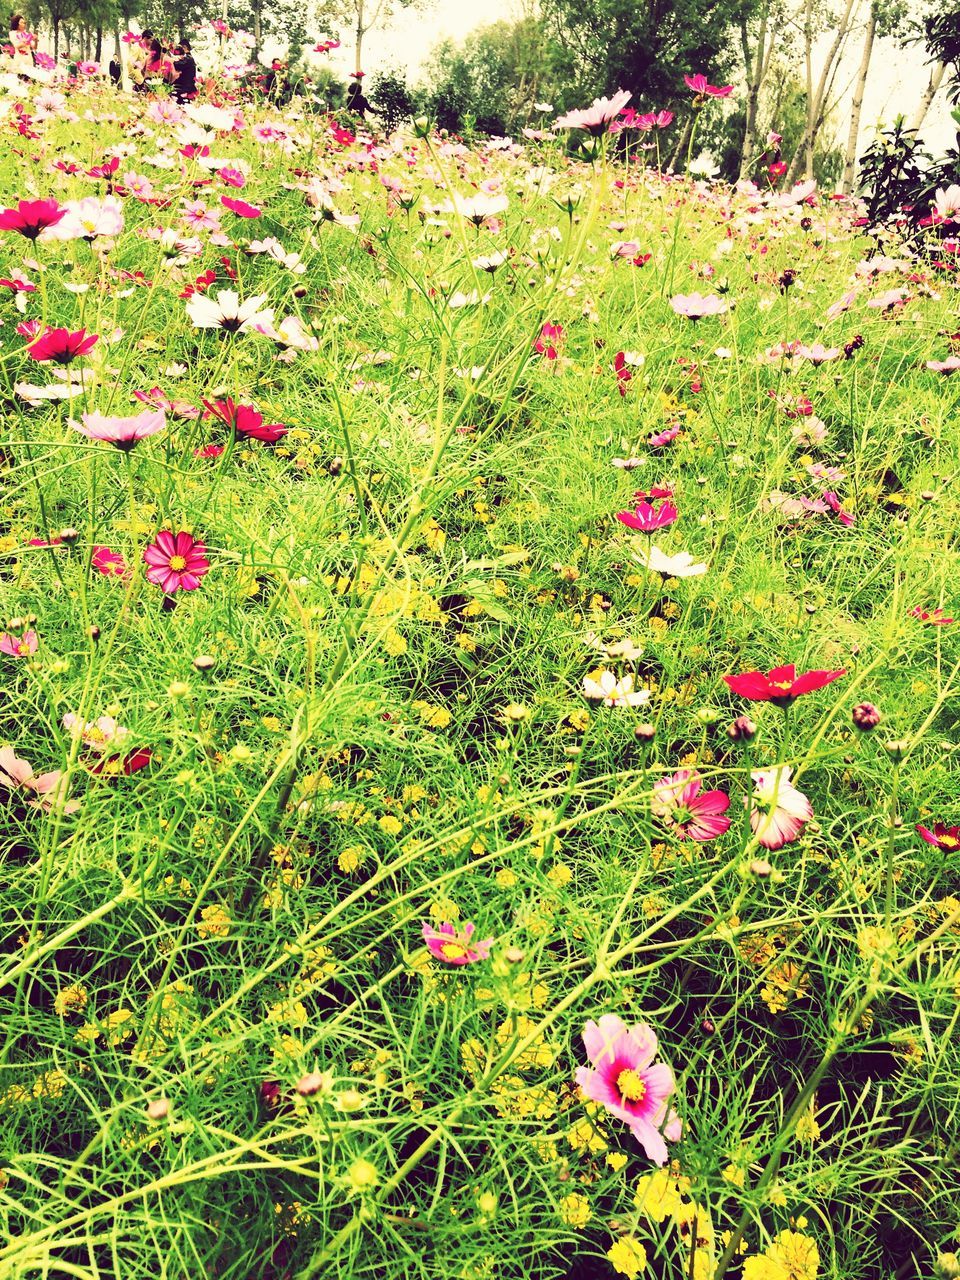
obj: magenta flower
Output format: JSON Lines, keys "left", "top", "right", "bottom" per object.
{"left": 683, "top": 73, "right": 734, "bottom": 98}
{"left": 574, "top": 1014, "right": 681, "bottom": 1165}
{"left": 652, "top": 769, "right": 731, "bottom": 841}
{"left": 615, "top": 498, "right": 678, "bottom": 533}
{"left": 0, "top": 630, "right": 38, "bottom": 657}
{"left": 71, "top": 409, "right": 166, "bottom": 451}
{"left": 649, "top": 424, "right": 681, "bottom": 448}
{"left": 670, "top": 292, "right": 727, "bottom": 320}
{"left": 143, "top": 531, "right": 210, "bottom": 594}
{"left": 749, "top": 767, "right": 812, "bottom": 850}
{"left": 27, "top": 327, "right": 99, "bottom": 364}
{"left": 0, "top": 197, "right": 65, "bottom": 239}
{"left": 421, "top": 921, "right": 493, "bottom": 965}
{"left": 916, "top": 823, "right": 960, "bottom": 852}
{"left": 221, "top": 196, "right": 262, "bottom": 218}
{"left": 202, "top": 397, "right": 288, "bottom": 443}
{"left": 910, "top": 606, "right": 953, "bottom": 625}
{"left": 91, "top": 546, "right": 128, "bottom": 578}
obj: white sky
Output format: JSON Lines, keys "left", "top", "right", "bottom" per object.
{"left": 295, "top": 0, "right": 956, "bottom": 154}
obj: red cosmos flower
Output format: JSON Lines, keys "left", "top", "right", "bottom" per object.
{"left": 87, "top": 155, "right": 120, "bottom": 179}
{"left": 88, "top": 747, "right": 153, "bottom": 776}
{"left": 0, "top": 197, "right": 65, "bottom": 239}
{"left": 534, "top": 321, "right": 564, "bottom": 359}
{"left": 723, "top": 663, "right": 845, "bottom": 705}
{"left": 0, "top": 275, "right": 35, "bottom": 294}
{"left": 615, "top": 498, "right": 678, "bottom": 533}
{"left": 27, "top": 327, "right": 99, "bottom": 365}
{"left": 613, "top": 351, "right": 632, "bottom": 395}
{"left": 221, "top": 196, "right": 262, "bottom": 218}
{"left": 916, "top": 822, "right": 960, "bottom": 852}
{"left": 683, "top": 73, "right": 734, "bottom": 98}
{"left": 910, "top": 605, "right": 954, "bottom": 625}
{"left": 143, "top": 531, "right": 210, "bottom": 594}
{"left": 202, "top": 397, "right": 288, "bottom": 443}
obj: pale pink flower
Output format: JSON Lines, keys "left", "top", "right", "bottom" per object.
{"left": 933, "top": 184, "right": 960, "bottom": 221}
{"left": 63, "top": 713, "right": 130, "bottom": 754}
{"left": 0, "top": 746, "right": 79, "bottom": 814}
{"left": 670, "top": 292, "right": 728, "bottom": 319}
{"left": 555, "top": 89, "right": 632, "bottom": 136}
{"left": 575, "top": 1014, "right": 681, "bottom": 1165}
{"left": 46, "top": 196, "right": 124, "bottom": 242}
{"left": 71, "top": 409, "right": 166, "bottom": 451}
{"left": 795, "top": 343, "right": 841, "bottom": 366}
{"left": 749, "top": 767, "right": 812, "bottom": 850}
{"left": 926, "top": 356, "right": 960, "bottom": 375}
{"left": 583, "top": 670, "right": 650, "bottom": 707}
{"left": 631, "top": 544, "right": 707, "bottom": 577}
{"left": 0, "top": 630, "right": 38, "bottom": 657}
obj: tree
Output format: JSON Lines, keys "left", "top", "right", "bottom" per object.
{"left": 314, "top": 0, "right": 433, "bottom": 76}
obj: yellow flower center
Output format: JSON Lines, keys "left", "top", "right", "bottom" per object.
{"left": 617, "top": 1068, "right": 647, "bottom": 1102}
{"left": 168, "top": 555, "right": 187, "bottom": 571}
{"left": 941, "top": 833, "right": 959, "bottom": 849}
{"left": 16, "top": 642, "right": 30, "bottom": 654}
{"left": 438, "top": 940, "right": 469, "bottom": 960}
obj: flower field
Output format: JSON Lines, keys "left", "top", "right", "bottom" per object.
{"left": 1, "top": 78, "right": 959, "bottom": 1280}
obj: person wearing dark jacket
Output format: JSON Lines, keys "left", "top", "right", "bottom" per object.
{"left": 345, "top": 80, "right": 371, "bottom": 118}
{"left": 171, "top": 40, "right": 197, "bottom": 102}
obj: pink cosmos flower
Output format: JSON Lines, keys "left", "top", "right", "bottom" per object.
{"left": 0, "top": 746, "right": 78, "bottom": 814}
{"left": 910, "top": 606, "right": 953, "bottom": 625}
{"left": 926, "top": 357, "right": 960, "bottom": 375}
{"left": 648, "top": 424, "right": 681, "bottom": 448}
{"left": 574, "top": 1014, "right": 681, "bottom": 1165}
{"left": 795, "top": 343, "right": 841, "bottom": 366}
{"left": 652, "top": 770, "right": 730, "bottom": 841}
{"left": 724, "top": 664, "right": 845, "bottom": 705}
{"left": 202, "top": 397, "right": 288, "bottom": 443}
{"left": 218, "top": 167, "right": 247, "bottom": 189}
{"left": 71, "top": 409, "right": 166, "bottom": 451}
{"left": 63, "top": 713, "right": 130, "bottom": 754}
{"left": 34, "top": 50, "right": 55, "bottom": 69}
{"left": 916, "top": 822, "right": 960, "bottom": 852}
{"left": 615, "top": 498, "right": 678, "bottom": 533}
{"left": 91, "top": 546, "right": 128, "bottom": 578}
{"left": 221, "top": 196, "right": 262, "bottom": 218}
{"left": 143, "top": 531, "right": 210, "bottom": 594}
{"left": 684, "top": 73, "right": 734, "bottom": 98}
{"left": 0, "top": 630, "right": 38, "bottom": 657}
{"left": 749, "top": 767, "right": 812, "bottom": 850}
{"left": 670, "top": 292, "right": 728, "bottom": 319}
{"left": 534, "top": 321, "right": 564, "bottom": 359}
{"left": 421, "top": 921, "right": 493, "bottom": 964}
{"left": 27, "top": 327, "right": 99, "bottom": 365}
{"left": 0, "top": 197, "right": 65, "bottom": 239}
{"left": 555, "top": 89, "right": 632, "bottom": 136}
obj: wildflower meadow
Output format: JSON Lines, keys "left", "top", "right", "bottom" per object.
{"left": 1, "top": 67, "right": 959, "bottom": 1280}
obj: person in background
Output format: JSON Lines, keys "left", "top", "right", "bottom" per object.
{"left": 127, "top": 28, "right": 151, "bottom": 91}
{"left": 108, "top": 53, "right": 121, "bottom": 85}
{"left": 8, "top": 14, "right": 36, "bottom": 70}
{"left": 345, "top": 76, "right": 371, "bottom": 119}
{"left": 144, "top": 35, "right": 172, "bottom": 83}
{"left": 171, "top": 39, "right": 196, "bottom": 103}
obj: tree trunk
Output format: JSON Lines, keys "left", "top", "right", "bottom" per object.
{"left": 841, "top": 5, "right": 875, "bottom": 193}
{"left": 788, "top": 0, "right": 860, "bottom": 183}
{"left": 908, "top": 60, "right": 946, "bottom": 134}
{"left": 95, "top": 26, "right": 103, "bottom": 60}
{"left": 52, "top": 16, "right": 59, "bottom": 58}
{"left": 739, "top": 0, "right": 771, "bottom": 180}
{"left": 355, "top": 0, "right": 364, "bottom": 74}
{"left": 253, "top": 0, "right": 261, "bottom": 60}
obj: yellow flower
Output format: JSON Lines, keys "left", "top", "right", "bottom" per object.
{"left": 767, "top": 1229, "right": 820, "bottom": 1280}
{"left": 495, "top": 867, "right": 517, "bottom": 888}
{"left": 794, "top": 1104, "right": 821, "bottom": 1144}
{"left": 378, "top": 814, "right": 403, "bottom": 836}
{"left": 54, "top": 984, "right": 88, "bottom": 1017}
{"left": 607, "top": 1236, "right": 647, "bottom": 1278}
{"left": 559, "top": 1192, "right": 590, "bottom": 1228}
{"left": 197, "top": 904, "right": 231, "bottom": 939}
{"left": 633, "top": 1169, "right": 685, "bottom": 1222}
{"left": 606, "top": 1151, "right": 628, "bottom": 1172}
{"left": 337, "top": 845, "right": 366, "bottom": 874}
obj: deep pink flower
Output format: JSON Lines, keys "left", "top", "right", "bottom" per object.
{"left": 684, "top": 73, "right": 734, "bottom": 98}
{"left": 652, "top": 769, "right": 730, "bottom": 841}
{"left": 92, "top": 546, "right": 128, "bottom": 578}
{"left": 723, "top": 664, "right": 845, "bottom": 705}
{"left": 27, "top": 327, "right": 99, "bottom": 364}
{"left": 218, "top": 167, "right": 246, "bottom": 188}
{"left": 615, "top": 499, "right": 678, "bottom": 533}
{"left": 88, "top": 747, "right": 152, "bottom": 777}
{"left": 221, "top": 196, "right": 262, "bottom": 218}
{"left": 202, "top": 397, "right": 288, "bottom": 443}
{"left": 574, "top": 1014, "right": 681, "bottom": 1165}
{"left": 534, "top": 321, "right": 564, "bottom": 359}
{"left": 916, "top": 823, "right": 960, "bottom": 852}
{"left": 71, "top": 409, "right": 166, "bottom": 451}
{"left": 421, "top": 921, "right": 493, "bottom": 965}
{"left": 0, "top": 197, "right": 65, "bottom": 239}
{"left": 910, "top": 606, "right": 953, "bottom": 625}
{"left": 749, "top": 767, "right": 812, "bottom": 850}
{"left": 143, "top": 531, "right": 210, "bottom": 594}
{"left": 648, "top": 424, "right": 681, "bottom": 448}
{"left": 0, "top": 630, "right": 38, "bottom": 657}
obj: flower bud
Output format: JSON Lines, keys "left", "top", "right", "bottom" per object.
{"left": 694, "top": 706, "right": 722, "bottom": 727}
{"left": 59, "top": 527, "right": 80, "bottom": 545}
{"left": 413, "top": 115, "right": 430, "bottom": 138}
{"left": 727, "top": 715, "right": 757, "bottom": 741}
{"left": 88, "top": 625, "right": 101, "bottom": 643}
{"left": 192, "top": 653, "right": 216, "bottom": 673}
{"left": 146, "top": 1097, "right": 169, "bottom": 1120}
{"left": 936, "top": 1255, "right": 960, "bottom": 1280}
{"left": 749, "top": 858, "right": 773, "bottom": 878}
{"left": 296, "top": 1071, "right": 326, "bottom": 1097}
{"left": 634, "top": 722, "right": 656, "bottom": 742}
{"left": 851, "top": 702, "right": 881, "bottom": 730}
{"left": 884, "top": 738, "right": 910, "bottom": 760}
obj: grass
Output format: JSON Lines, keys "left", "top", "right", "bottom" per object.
{"left": 0, "top": 79, "right": 958, "bottom": 1280}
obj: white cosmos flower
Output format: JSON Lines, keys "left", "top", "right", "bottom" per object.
{"left": 447, "top": 192, "right": 509, "bottom": 224}
{"left": 583, "top": 669, "right": 650, "bottom": 708}
{"left": 186, "top": 289, "right": 274, "bottom": 333}
{"left": 632, "top": 543, "right": 708, "bottom": 577}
